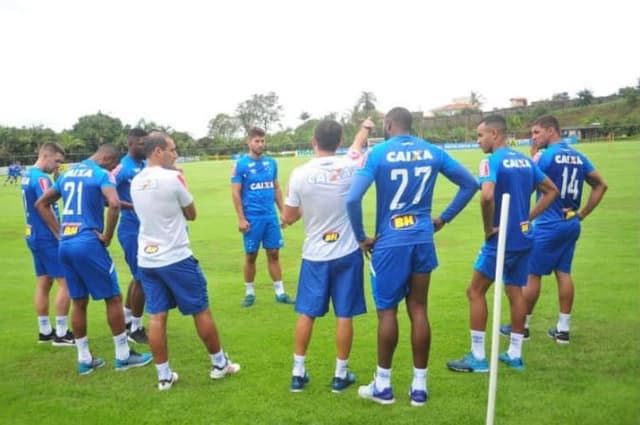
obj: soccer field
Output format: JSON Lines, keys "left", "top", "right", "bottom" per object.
{"left": 0, "top": 141, "right": 638, "bottom": 425}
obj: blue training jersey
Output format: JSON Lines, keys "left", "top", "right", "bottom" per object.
{"left": 53, "top": 159, "right": 115, "bottom": 240}
{"left": 231, "top": 154, "right": 279, "bottom": 218}
{"left": 478, "top": 147, "right": 547, "bottom": 251}
{"left": 533, "top": 143, "right": 595, "bottom": 225}
{"left": 21, "top": 167, "right": 60, "bottom": 249}
{"left": 113, "top": 154, "right": 145, "bottom": 232}
{"left": 354, "top": 134, "right": 477, "bottom": 249}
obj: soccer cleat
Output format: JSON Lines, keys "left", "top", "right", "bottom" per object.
{"left": 409, "top": 388, "right": 428, "bottom": 407}
{"left": 548, "top": 328, "right": 570, "bottom": 344}
{"left": 52, "top": 330, "right": 75, "bottom": 347}
{"left": 78, "top": 357, "right": 106, "bottom": 375}
{"left": 241, "top": 294, "right": 255, "bottom": 308}
{"left": 125, "top": 321, "right": 132, "bottom": 332}
{"left": 210, "top": 355, "right": 241, "bottom": 379}
{"left": 128, "top": 327, "right": 149, "bottom": 344}
{"left": 358, "top": 380, "right": 395, "bottom": 405}
{"left": 38, "top": 329, "right": 56, "bottom": 344}
{"left": 498, "top": 352, "right": 525, "bottom": 370}
{"left": 275, "top": 293, "right": 295, "bottom": 304}
{"left": 114, "top": 350, "right": 153, "bottom": 371}
{"left": 290, "top": 373, "right": 310, "bottom": 392}
{"left": 331, "top": 371, "right": 356, "bottom": 393}
{"left": 446, "top": 353, "right": 489, "bottom": 373}
{"left": 158, "top": 371, "right": 179, "bottom": 391}
{"left": 499, "top": 324, "right": 530, "bottom": 340}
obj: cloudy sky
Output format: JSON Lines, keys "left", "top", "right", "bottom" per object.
{"left": 1, "top": 0, "right": 638, "bottom": 138}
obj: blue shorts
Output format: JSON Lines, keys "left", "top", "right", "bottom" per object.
{"left": 295, "top": 249, "right": 366, "bottom": 318}
{"left": 529, "top": 219, "right": 581, "bottom": 275}
{"left": 139, "top": 256, "right": 209, "bottom": 315}
{"left": 117, "top": 231, "right": 140, "bottom": 281}
{"left": 474, "top": 244, "right": 531, "bottom": 286}
{"left": 29, "top": 244, "right": 64, "bottom": 278}
{"left": 243, "top": 217, "right": 283, "bottom": 253}
{"left": 59, "top": 232, "right": 120, "bottom": 300}
{"left": 370, "top": 244, "right": 438, "bottom": 310}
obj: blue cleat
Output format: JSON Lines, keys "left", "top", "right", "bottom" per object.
{"left": 115, "top": 350, "right": 153, "bottom": 371}
{"left": 331, "top": 371, "right": 356, "bottom": 393}
{"left": 499, "top": 352, "right": 525, "bottom": 370}
{"left": 446, "top": 352, "right": 489, "bottom": 373}
{"left": 409, "top": 388, "right": 428, "bottom": 407}
{"left": 547, "top": 328, "right": 570, "bottom": 344}
{"left": 78, "top": 357, "right": 105, "bottom": 375}
{"left": 275, "top": 293, "right": 295, "bottom": 304}
{"left": 241, "top": 294, "right": 255, "bottom": 307}
{"left": 290, "top": 373, "right": 310, "bottom": 392}
{"left": 500, "top": 324, "right": 530, "bottom": 340}
{"left": 358, "top": 380, "right": 395, "bottom": 405}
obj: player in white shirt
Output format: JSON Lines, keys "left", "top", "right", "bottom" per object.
{"left": 131, "top": 131, "right": 239, "bottom": 391}
{"left": 282, "top": 118, "right": 373, "bottom": 393}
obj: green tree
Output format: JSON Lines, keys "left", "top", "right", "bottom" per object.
{"left": 171, "top": 131, "right": 196, "bottom": 156}
{"left": 298, "top": 111, "right": 311, "bottom": 121}
{"left": 235, "top": 92, "right": 283, "bottom": 133}
{"left": 551, "top": 92, "right": 570, "bottom": 101}
{"left": 619, "top": 86, "right": 639, "bottom": 107}
{"left": 207, "top": 113, "right": 241, "bottom": 143}
{"left": 506, "top": 114, "right": 523, "bottom": 134}
{"left": 58, "top": 131, "right": 85, "bottom": 154}
{"left": 470, "top": 91, "right": 484, "bottom": 109}
{"left": 71, "top": 112, "right": 124, "bottom": 151}
{"left": 576, "top": 89, "right": 594, "bottom": 106}
{"left": 355, "top": 91, "right": 377, "bottom": 113}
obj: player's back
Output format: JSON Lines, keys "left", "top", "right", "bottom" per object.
{"left": 364, "top": 134, "right": 450, "bottom": 248}
{"left": 535, "top": 143, "right": 594, "bottom": 225}
{"left": 54, "top": 159, "right": 112, "bottom": 239}
{"left": 21, "top": 167, "right": 59, "bottom": 248}
{"left": 113, "top": 154, "right": 145, "bottom": 229}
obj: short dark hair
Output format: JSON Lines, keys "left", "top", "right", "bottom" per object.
{"left": 532, "top": 115, "right": 560, "bottom": 133}
{"left": 386, "top": 107, "right": 413, "bottom": 132}
{"left": 479, "top": 115, "right": 507, "bottom": 135}
{"left": 40, "top": 142, "right": 65, "bottom": 157}
{"left": 247, "top": 127, "right": 265, "bottom": 139}
{"left": 314, "top": 120, "right": 342, "bottom": 152}
{"left": 144, "top": 131, "right": 170, "bottom": 157}
{"left": 128, "top": 127, "right": 148, "bottom": 138}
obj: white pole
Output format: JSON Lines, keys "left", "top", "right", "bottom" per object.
{"left": 486, "top": 193, "right": 510, "bottom": 425}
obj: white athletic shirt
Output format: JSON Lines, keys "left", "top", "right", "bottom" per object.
{"left": 285, "top": 149, "right": 362, "bottom": 261}
{"left": 131, "top": 166, "right": 194, "bottom": 268}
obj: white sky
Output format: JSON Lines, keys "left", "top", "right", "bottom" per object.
{"left": 1, "top": 0, "right": 638, "bottom": 138}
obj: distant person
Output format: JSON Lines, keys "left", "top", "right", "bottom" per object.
{"left": 282, "top": 118, "right": 371, "bottom": 393}
{"left": 231, "top": 127, "right": 294, "bottom": 307}
{"left": 35, "top": 144, "right": 152, "bottom": 375}
{"left": 500, "top": 115, "right": 607, "bottom": 343}
{"left": 346, "top": 107, "right": 478, "bottom": 406}
{"left": 132, "top": 132, "right": 240, "bottom": 390}
{"left": 5, "top": 160, "right": 22, "bottom": 185}
{"left": 113, "top": 128, "right": 149, "bottom": 344}
{"left": 21, "top": 143, "right": 74, "bottom": 345}
{"left": 446, "top": 115, "right": 557, "bottom": 373}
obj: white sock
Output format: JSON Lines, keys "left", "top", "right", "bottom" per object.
{"left": 38, "top": 316, "right": 52, "bottom": 335}
{"left": 273, "top": 281, "right": 285, "bottom": 296}
{"left": 113, "top": 331, "right": 130, "bottom": 361}
{"left": 525, "top": 314, "right": 532, "bottom": 329}
{"left": 412, "top": 367, "right": 427, "bottom": 391}
{"left": 244, "top": 282, "right": 255, "bottom": 296}
{"left": 76, "top": 336, "right": 92, "bottom": 363}
{"left": 508, "top": 332, "right": 524, "bottom": 359}
{"left": 123, "top": 307, "right": 133, "bottom": 325}
{"left": 375, "top": 366, "right": 391, "bottom": 390}
{"left": 156, "top": 361, "right": 172, "bottom": 381}
{"left": 557, "top": 313, "right": 571, "bottom": 332}
{"left": 293, "top": 354, "right": 306, "bottom": 377}
{"left": 131, "top": 316, "right": 143, "bottom": 333}
{"left": 211, "top": 349, "right": 227, "bottom": 368}
{"left": 471, "top": 330, "right": 486, "bottom": 360}
{"left": 335, "top": 358, "right": 348, "bottom": 379}
{"left": 55, "top": 316, "right": 68, "bottom": 337}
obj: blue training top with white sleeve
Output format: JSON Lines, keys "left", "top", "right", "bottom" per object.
{"left": 478, "top": 147, "right": 547, "bottom": 251}
{"left": 532, "top": 142, "right": 594, "bottom": 225}
{"left": 347, "top": 134, "right": 477, "bottom": 249}
{"left": 22, "top": 167, "right": 60, "bottom": 249}
{"left": 231, "top": 154, "right": 279, "bottom": 218}
{"left": 53, "top": 159, "right": 116, "bottom": 239}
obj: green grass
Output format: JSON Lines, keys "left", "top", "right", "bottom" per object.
{"left": 0, "top": 141, "right": 639, "bottom": 425}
